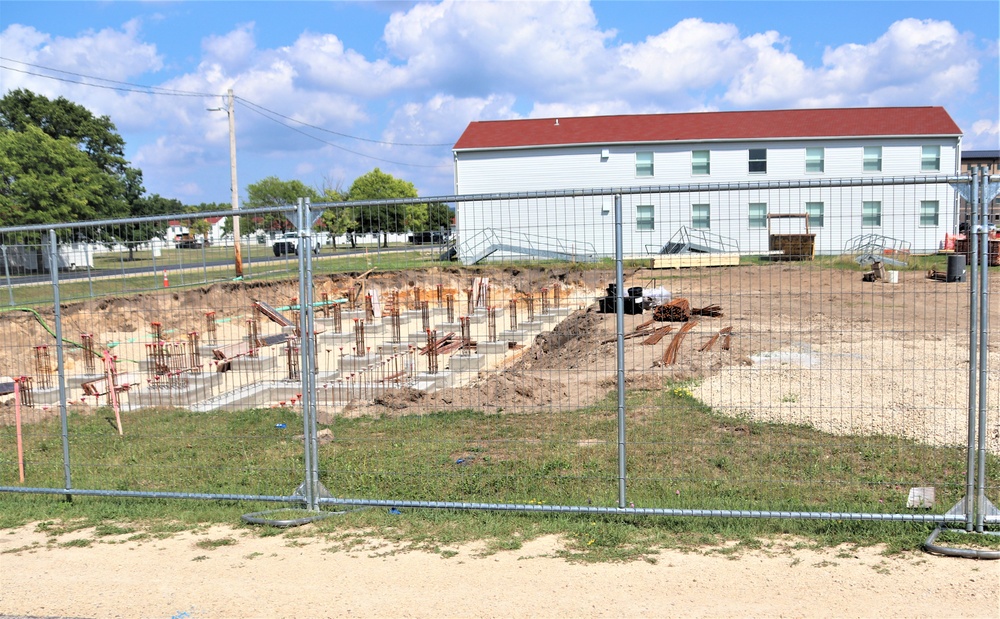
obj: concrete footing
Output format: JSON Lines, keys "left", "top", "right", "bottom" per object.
{"left": 339, "top": 353, "right": 379, "bottom": 372}
{"left": 476, "top": 341, "right": 509, "bottom": 355}
{"left": 449, "top": 354, "right": 486, "bottom": 373}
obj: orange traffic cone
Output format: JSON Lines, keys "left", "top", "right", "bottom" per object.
{"left": 163, "top": 270, "right": 169, "bottom": 288}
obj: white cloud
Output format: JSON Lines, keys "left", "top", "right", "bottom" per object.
{"left": 202, "top": 23, "right": 257, "bottom": 71}
{"left": 969, "top": 119, "right": 999, "bottom": 148}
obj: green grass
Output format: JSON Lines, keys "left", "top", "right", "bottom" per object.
{"left": 1, "top": 381, "right": 994, "bottom": 559}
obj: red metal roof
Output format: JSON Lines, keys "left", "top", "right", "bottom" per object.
{"left": 453, "top": 107, "right": 961, "bottom": 151}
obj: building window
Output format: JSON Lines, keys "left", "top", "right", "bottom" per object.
{"left": 749, "top": 148, "right": 767, "bottom": 174}
{"left": 920, "top": 200, "right": 939, "bottom": 226}
{"left": 636, "top": 152, "right": 654, "bottom": 177}
{"left": 863, "top": 146, "right": 882, "bottom": 172}
{"left": 806, "top": 202, "right": 824, "bottom": 228}
{"left": 692, "top": 204, "right": 710, "bottom": 229}
{"left": 806, "top": 147, "right": 824, "bottom": 173}
{"left": 749, "top": 203, "right": 767, "bottom": 228}
{"left": 636, "top": 205, "right": 654, "bottom": 231}
{"left": 692, "top": 150, "right": 710, "bottom": 175}
{"left": 862, "top": 201, "right": 881, "bottom": 227}
{"left": 921, "top": 146, "right": 941, "bottom": 172}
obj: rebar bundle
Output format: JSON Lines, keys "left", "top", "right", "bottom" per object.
{"left": 426, "top": 329, "right": 439, "bottom": 374}
{"left": 460, "top": 316, "right": 471, "bottom": 355}
{"left": 446, "top": 293, "right": 455, "bottom": 323}
{"left": 34, "top": 346, "right": 52, "bottom": 390}
{"left": 81, "top": 333, "right": 96, "bottom": 374}
{"left": 509, "top": 299, "right": 518, "bottom": 330}
{"left": 488, "top": 307, "right": 497, "bottom": 342}
{"left": 333, "top": 303, "right": 342, "bottom": 333}
{"left": 204, "top": 312, "right": 217, "bottom": 345}
{"left": 187, "top": 332, "right": 200, "bottom": 372}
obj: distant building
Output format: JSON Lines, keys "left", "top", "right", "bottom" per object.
{"left": 959, "top": 150, "right": 1000, "bottom": 228}
{"left": 453, "top": 107, "right": 962, "bottom": 260}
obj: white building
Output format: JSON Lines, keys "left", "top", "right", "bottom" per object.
{"left": 452, "top": 107, "right": 962, "bottom": 260}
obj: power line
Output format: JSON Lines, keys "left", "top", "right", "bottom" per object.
{"left": 235, "top": 97, "right": 454, "bottom": 147}
{"left": 0, "top": 56, "right": 451, "bottom": 153}
{"left": 0, "top": 57, "right": 213, "bottom": 97}
{"left": 237, "top": 101, "right": 450, "bottom": 169}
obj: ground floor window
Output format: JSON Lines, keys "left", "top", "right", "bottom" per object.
{"left": 749, "top": 202, "right": 767, "bottom": 228}
{"left": 862, "top": 201, "right": 882, "bottom": 227}
{"left": 920, "top": 200, "right": 939, "bottom": 226}
{"left": 806, "top": 202, "right": 824, "bottom": 228}
{"left": 692, "top": 204, "right": 710, "bottom": 229}
{"left": 636, "top": 204, "right": 654, "bottom": 231}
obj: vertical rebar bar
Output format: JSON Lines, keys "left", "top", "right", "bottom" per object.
{"left": 365, "top": 293, "right": 374, "bottom": 323}
{"left": 81, "top": 333, "right": 95, "bottom": 374}
{"left": 526, "top": 297, "right": 535, "bottom": 323}
{"left": 509, "top": 298, "right": 518, "bottom": 330}
{"left": 322, "top": 292, "right": 330, "bottom": 318}
{"left": 437, "top": 283, "right": 444, "bottom": 308}
{"left": 391, "top": 305, "right": 401, "bottom": 343}
{"left": 34, "top": 346, "right": 52, "bottom": 390}
{"left": 421, "top": 300, "right": 430, "bottom": 332}
{"left": 354, "top": 319, "right": 366, "bottom": 354}
{"left": 553, "top": 283, "right": 561, "bottom": 309}
{"left": 466, "top": 287, "right": 474, "bottom": 315}
{"left": 333, "top": 303, "right": 342, "bottom": 333}
{"left": 446, "top": 293, "right": 455, "bottom": 323}
{"left": 205, "top": 312, "right": 217, "bottom": 345}
{"left": 187, "top": 332, "right": 200, "bottom": 372}
{"left": 427, "top": 329, "right": 439, "bottom": 374}
{"left": 460, "top": 316, "right": 471, "bottom": 356}
{"left": 541, "top": 287, "right": 549, "bottom": 315}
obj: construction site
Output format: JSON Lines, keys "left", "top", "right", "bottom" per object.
{"left": 1, "top": 261, "right": 996, "bottom": 454}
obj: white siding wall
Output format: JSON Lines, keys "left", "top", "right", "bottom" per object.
{"left": 455, "top": 137, "right": 958, "bottom": 259}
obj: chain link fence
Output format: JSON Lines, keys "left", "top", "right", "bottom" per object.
{"left": 1, "top": 174, "right": 997, "bottom": 543}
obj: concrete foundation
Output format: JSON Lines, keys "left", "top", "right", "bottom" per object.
{"left": 129, "top": 372, "right": 223, "bottom": 408}
{"left": 476, "top": 341, "right": 509, "bottom": 355}
{"left": 520, "top": 320, "right": 544, "bottom": 334}
{"left": 414, "top": 370, "right": 454, "bottom": 389}
{"left": 230, "top": 353, "right": 279, "bottom": 372}
{"left": 320, "top": 331, "right": 355, "bottom": 345}
{"left": 449, "top": 354, "right": 486, "bottom": 373}
{"left": 378, "top": 342, "right": 410, "bottom": 354}
{"left": 339, "top": 353, "right": 379, "bottom": 372}
{"left": 436, "top": 321, "right": 462, "bottom": 333}
{"left": 498, "top": 329, "right": 529, "bottom": 343}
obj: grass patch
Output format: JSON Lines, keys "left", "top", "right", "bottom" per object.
{"left": 194, "top": 537, "right": 237, "bottom": 550}
{"left": 1, "top": 383, "right": 995, "bottom": 559}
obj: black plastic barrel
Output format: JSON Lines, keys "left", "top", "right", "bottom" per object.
{"left": 947, "top": 254, "right": 966, "bottom": 282}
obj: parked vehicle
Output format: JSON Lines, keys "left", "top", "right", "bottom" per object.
{"left": 174, "top": 233, "right": 204, "bottom": 249}
{"left": 272, "top": 232, "right": 321, "bottom": 256}
{"left": 407, "top": 231, "right": 451, "bottom": 245}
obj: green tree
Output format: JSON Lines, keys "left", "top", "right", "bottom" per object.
{"left": 347, "top": 168, "right": 422, "bottom": 247}
{"left": 244, "top": 176, "right": 319, "bottom": 235}
{"left": 317, "top": 181, "right": 355, "bottom": 249}
{"left": 0, "top": 125, "right": 106, "bottom": 227}
{"left": 0, "top": 89, "right": 141, "bottom": 224}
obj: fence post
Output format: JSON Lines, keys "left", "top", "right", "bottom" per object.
{"left": 614, "top": 194, "right": 627, "bottom": 510}
{"left": 49, "top": 230, "right": 73, "bottom": 499}
{"left": 975, "top": 167, "right": 992, "bottom": 532}
{"left": 296, "top": 198, "right": 317, "bottom": 511}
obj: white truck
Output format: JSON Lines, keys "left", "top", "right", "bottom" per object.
{"left": 272, "top": 232, "right": 321, "bottom": 257}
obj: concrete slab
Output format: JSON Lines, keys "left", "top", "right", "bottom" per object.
{"left": 414, "top": 370, "right": 454, "bottom": 389}
{"left": 498, "top": 329, "right": 529, "bottom": 343}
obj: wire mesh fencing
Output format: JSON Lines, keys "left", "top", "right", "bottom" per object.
{"left": 0, "top": 176, "right": 996, "bottom": 532}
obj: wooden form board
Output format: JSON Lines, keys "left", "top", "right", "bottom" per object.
{"left": 648, "top": 253, "right": 741, "bottom": 270}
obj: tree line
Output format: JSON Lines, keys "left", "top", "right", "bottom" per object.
{"left": 0, "top": 89, "right": 450, "bottom": 254}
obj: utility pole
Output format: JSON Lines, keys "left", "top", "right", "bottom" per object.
{"left": 227, "top": 89, "right": 243, "bottom": 277}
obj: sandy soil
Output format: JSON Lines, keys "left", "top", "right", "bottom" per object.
{"left": 0, "top": 523, "right": 997, "bottom": 619}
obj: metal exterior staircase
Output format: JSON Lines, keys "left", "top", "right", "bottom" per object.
{"left": 646, "top": 227, "right": 740, "bottom": 255}
{"left": 458, "top": 229, "right": 598, "bottom": 265}
{"left": 843, "top": 234, "right": 911, "bottom": 267}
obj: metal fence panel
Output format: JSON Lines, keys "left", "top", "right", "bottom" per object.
{"left": 0, "top": 176, "right": 995, "bottom": 530}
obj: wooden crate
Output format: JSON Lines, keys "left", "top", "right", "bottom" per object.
{"left": 768, "top": 234, "right": 816, "bottom": 261}
{"left": 954, "top": 237, "right": 1000, "bottom": 266}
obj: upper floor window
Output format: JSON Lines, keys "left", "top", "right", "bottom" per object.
{"left": 692, "top": 150, "right": 710, "bottom": 175}
{"left": 921, "top": 146, "right": 941, "bottom": 172}
{"left": 806, "top": 147, "right": 825, "bottom": 173}
{"left": 863, "top": 146, "right": 882, "bottom": 172}
{"left": 636, "top": 204, "right": 654, "bottom": 231}
{"left": 749, "top": 148, "right": 767, "bottom": 174}
{"left": 635, "top": 152, "right": 654, "bottom": 177}
{"left": 749, "top": 203, "right": 767, "bottom": 228}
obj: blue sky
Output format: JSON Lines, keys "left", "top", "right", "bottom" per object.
{"left": 2, "top": 1, "right": 997, "bottom": 206}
